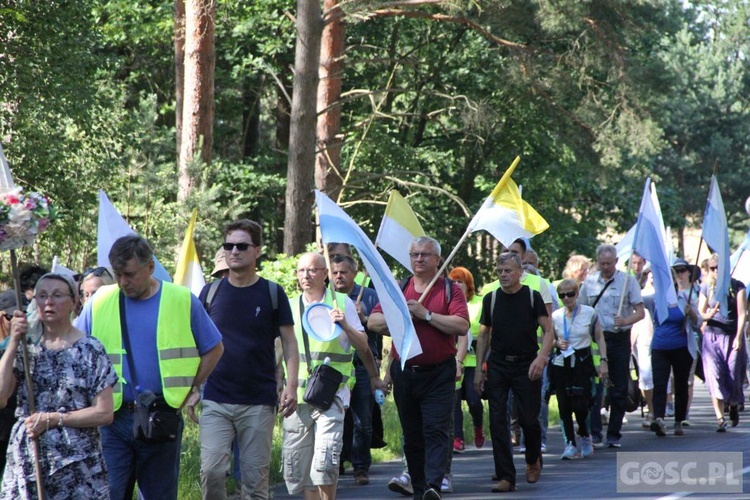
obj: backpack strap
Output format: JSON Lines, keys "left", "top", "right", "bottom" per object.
{"left": 203, "top": 278, "right": 224, "bottom": 313}
{"left": 400, "top": 276, "right": 451, "bottom": 304}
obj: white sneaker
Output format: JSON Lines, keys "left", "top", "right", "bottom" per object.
{"left": 441, "top": 476, "right": 453, "bottom": 493}
{"left": 600, "top": 408, "right": 609, "bottom": 425}
{"left": 561, "top": 442, "right": 581, "bottom": 460}
{"left": 580, "top": 436, "right": 594, "bottom": 458}
{"left": 388, "top": 473, "right": 413, "bottom": 496}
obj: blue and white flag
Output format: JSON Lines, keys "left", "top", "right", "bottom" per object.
{"left": 97, "top": 190, "right": 172, "bottom": 282}
{"left": 632, "top": 179, "right": 676, "bottom": 324}
{"left": 315, "top": 190, "right": 421, "bottom": 365}
{"left": 701, "top": 176, "right": 730, "bottom": 316}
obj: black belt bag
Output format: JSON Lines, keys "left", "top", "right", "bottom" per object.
{"left": 133, "top": 393, "right": 180, "bottom": 443}
{"left": 303, "top": 363, "right": 343, "bottom": 412}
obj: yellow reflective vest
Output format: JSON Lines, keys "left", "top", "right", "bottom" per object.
{"left": 91, "top": 282, "right": 200, "bottom": 410}
{"left": 290, "top": 290, "right": 355, "bottom": 403}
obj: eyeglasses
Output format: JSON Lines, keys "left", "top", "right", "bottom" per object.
{"left": 409, "top": 252, "right": 435, "bottom": 260}
{"left": 709, "top": 266, "right": 718, "bottom": 272}
{"left": 674, "top": 267, "right": 689, "bottom": 274}
{"left": 222, "top": 242, "right": 256, "bottom": 252}
{"left": 35, "top": 292, "right": 72, "bottom": 302}
{"left": 559, "top": 291, "right": 577, "bottom": 299}
{"left": 83, "top": 267, "right": 113, "bottom": 280}
{"left": 296, "top": 268, "right": 325, "bottom": 276}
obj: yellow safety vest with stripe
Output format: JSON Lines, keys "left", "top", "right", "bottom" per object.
{"left": 91, "top": 283, "right": 200, "bottom": 410}
{"left": 455, "top": 294, "right": 484, "bottom": 389}
{"left": 291, "top": 290, "right": 355, "bottom": 403}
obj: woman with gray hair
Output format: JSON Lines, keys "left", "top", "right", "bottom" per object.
{"left": 0, "top": 273, "right": 117, "bottom": 499}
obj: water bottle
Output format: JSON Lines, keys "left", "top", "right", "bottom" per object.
{"left": 374, "top": 389, "right": 385, "bottom": 406}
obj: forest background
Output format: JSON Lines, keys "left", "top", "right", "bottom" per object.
{"left": 1, "top": 0, "right": 749, "bottom": 286}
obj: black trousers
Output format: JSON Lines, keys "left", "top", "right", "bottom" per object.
{"left": 487, "top": 359, "right": 542, "bottom": 485}
{"left": 652, "top": 347, "right": 692, "bottom": 422}
{"left": 392, "top": 358, "right": 455, "bottom": 497}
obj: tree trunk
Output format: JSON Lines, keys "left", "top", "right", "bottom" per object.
{"left": 174, "top": 0, "right": 185, "bottom": 163}
{"left": 315, "top": 0, "right": 345, "bottom": 199}
{"left": 242, "top": 74, "right": 263, "bottom": 159}
{"left": 178, "top": 0, "right": 216, "bottom": 203}
{"left": 284, "top": 0, "right": 323, "bottom": 254}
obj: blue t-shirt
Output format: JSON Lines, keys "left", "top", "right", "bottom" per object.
{"left": 348, "top": 284, "right": 380, "bottom": 364}
{"left": 76, "top": 281, "right": 223, "bottom": 403}
{"left": 198, "top": 277, "right": 294, "bottom": 406}
{"left": 651, "top": 305, "right": 687, "bottom": 350}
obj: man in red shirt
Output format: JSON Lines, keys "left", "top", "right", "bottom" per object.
{"left": 369, "top": 236, "right": 469, "bottom": 500}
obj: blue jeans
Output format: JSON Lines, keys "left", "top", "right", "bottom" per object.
{"left": 350, "top": 364, "right": 374, "bottom": 472}
{"left": 101, "top": 408, "right": 184, "bottom": 500}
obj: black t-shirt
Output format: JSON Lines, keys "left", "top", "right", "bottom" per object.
{"left": 480, "top": 285, "right": 547, "bottom": 360}
{"left": 199, "top": 277, "right": 294, "bottom": 406}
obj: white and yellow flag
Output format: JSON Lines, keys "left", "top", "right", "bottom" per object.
{"left": 375, "top": 190, "right": 426, "bottom": 272}
{"left": 174, "top": 208, "right": 206, "bottom": 297}
{"left": 468, "top": 156, "right": 549, "bottom": 248}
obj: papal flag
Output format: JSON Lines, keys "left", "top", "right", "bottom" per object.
{"left": 468, "top": 156, "right": 549, "bottom": 248}
{"left": 174, "top": 208, "right": 206, "bottom": 297}
{"left": 316, "top": 190, "right": 421, "bottom": 365}
{"left": 376, "top": 190, "right": 426, "bottom": 272}
{"left": 97, "top": 190, "right": 172, "bottom": 282}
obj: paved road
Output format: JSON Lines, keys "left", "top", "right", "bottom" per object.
{"left": 273, "top": 382, "right": 750, "bottom": 498}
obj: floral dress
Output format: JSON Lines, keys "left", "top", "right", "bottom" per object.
{"left": 1, "top": 335, "right": 117, "bottom": 499}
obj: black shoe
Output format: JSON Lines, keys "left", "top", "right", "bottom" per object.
{"left": 423, "top": 487, "right": 441, "bottom": 500}
{"left": 730, "top": 405, "right": 740, "bottom": 427}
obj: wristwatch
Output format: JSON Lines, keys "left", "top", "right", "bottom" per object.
{"left": 424, "top": 311, "right": 433, "bottom": 322}
{"left": 600, "top": 357, "right": 608, "bottom": 362}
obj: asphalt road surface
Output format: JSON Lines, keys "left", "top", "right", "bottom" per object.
{"left": 273, "top": 382, "right": 750, "bottom": 499}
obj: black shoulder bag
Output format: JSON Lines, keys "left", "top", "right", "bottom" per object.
{"left": 120, "top": 292, "right": 181, "bottom": 442}
{"left": 300, "top": 297, "right": 343, "bottom": 411}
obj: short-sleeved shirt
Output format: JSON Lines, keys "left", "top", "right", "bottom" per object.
{"left": 76, "top": 281, "right": 223, "bottom": 403}
{"left": 346, "top": 284, "right": 380, "bottom": 364}
{"left": 199, "top": 277, "right": 294, "bottom": 406}
{"left": 372, "top": 277, "right": 469, "bottom": 366}
{"left": 551, "top": 305, "right": 598, "bottom": 350}
{"left": 578, "top": 270, "right": 643, "bottom": 332}
{"left": 700, "top": 278, "right": 746, "bottom": 335}
{"left": 480, "top": 285, "right": 547, "bottom": 361}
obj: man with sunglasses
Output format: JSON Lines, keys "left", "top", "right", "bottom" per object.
{"left": 369, "top": 236, "right": 469, "bottom": 500}
{"left": 76, "top": 235, "right": 224, "bottom": 500}
{"left": 195, "top": 219, "right": 298, "bottom": 500}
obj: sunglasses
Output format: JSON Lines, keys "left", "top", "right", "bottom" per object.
{"left": 709, "top": 266, "right": 718, "bottom": 272}
{"left": 559, "top": 291, "right": 577, "bottom": 299}
{"left": 84, "top": 267, "right": 113, "bottom": 280}
{"left": 2, "top": 313, "right": 12, "bottom": 321}
{"left": 222, "top": 242, "right": 255, "bottom": 252}
{"left": 674, "top": 267, "right": 689, "bottom": 274}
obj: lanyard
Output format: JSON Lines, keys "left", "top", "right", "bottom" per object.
{"left": 563, "top": 305, "right": 579, "bottom": 341}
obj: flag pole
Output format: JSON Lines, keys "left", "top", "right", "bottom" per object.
{"left": 10, "top": 249, "right": 45, "bottom": 498}
{"left": 316, "top": 205, "right": 339, "bottom": 311}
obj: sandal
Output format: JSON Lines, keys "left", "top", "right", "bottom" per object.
{"left": 717, "top": 417, "right": 728, "bottom": 433}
